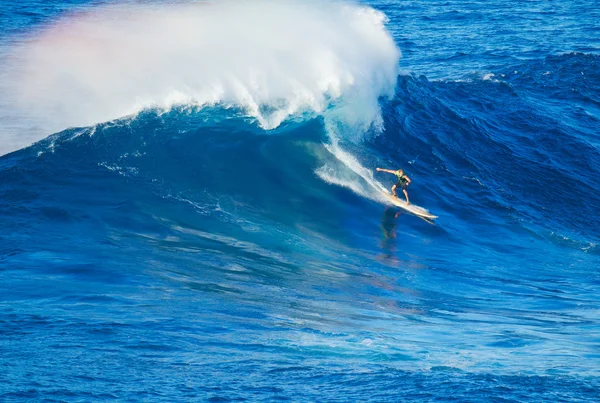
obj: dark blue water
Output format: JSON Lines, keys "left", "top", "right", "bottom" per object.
{"left": 1, "top": 1, "right": 599, "bottom": 402}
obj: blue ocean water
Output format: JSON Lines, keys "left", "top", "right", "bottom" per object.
{"left": 1, "top": 1, "right": 600, "bottom": 402}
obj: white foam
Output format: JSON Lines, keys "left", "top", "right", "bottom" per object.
{"left": 315, "top": 138, "right": 395, "bottom": 205}
{"left": 0, "top": 0, "right": 400, "bottom": 155}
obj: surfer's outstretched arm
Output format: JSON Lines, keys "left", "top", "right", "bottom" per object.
{"left": 376, "top": 168, "right": 397, "bottom": 174}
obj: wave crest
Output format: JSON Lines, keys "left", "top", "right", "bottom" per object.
{"left": 1, "top": 0, "right": 400, "bottom": 154}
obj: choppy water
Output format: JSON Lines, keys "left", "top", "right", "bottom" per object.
{"left": 1, "top": 1, "right": 599, "bottom": 401}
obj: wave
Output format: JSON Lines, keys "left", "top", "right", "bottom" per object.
{"left": 2, "top": 34, "right": 599, "bottom": 245}
{"left": 2, "top": 109, "right": 386, "bottom": 247}
{"left": 3, "top": 4, "right": 600, "bottom": 397}
{"left": 0, "top": 0, "right": 400, "bottom": 155}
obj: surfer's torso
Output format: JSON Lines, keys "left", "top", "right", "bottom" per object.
{"left": 395, "top": 170, "right": 408, "bottom": 187}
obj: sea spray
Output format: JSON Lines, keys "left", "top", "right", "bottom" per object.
{"left": 0, "top": 0, "right": 401, "bottom": 155}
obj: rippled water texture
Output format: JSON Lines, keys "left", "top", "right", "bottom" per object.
{"left": 1, "top": 1, "right": 599, "bottom": 402}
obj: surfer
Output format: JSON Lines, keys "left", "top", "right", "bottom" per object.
{"left": 376, "top": 167, "right": 411, "bottom": 203}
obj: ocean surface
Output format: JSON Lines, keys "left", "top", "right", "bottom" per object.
{"left": 1, "top": 0, "right": 599, "bottom": 401}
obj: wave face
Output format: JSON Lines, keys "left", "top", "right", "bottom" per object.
{"left": 1, "top": 1, "right": 600, "bottom": 402}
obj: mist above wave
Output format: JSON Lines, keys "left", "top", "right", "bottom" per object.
{"left": 1, "top": 0, "right": 400, "bottom": 154}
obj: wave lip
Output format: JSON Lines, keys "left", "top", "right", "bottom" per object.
{"left": 1, "top": 0, "right": 401, "bottom": 155}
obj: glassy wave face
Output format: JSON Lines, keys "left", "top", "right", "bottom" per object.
{"left": 1, "top": 1, "right": 599, "bottom": 402}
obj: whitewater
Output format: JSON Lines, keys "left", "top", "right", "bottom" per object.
{"left": 0, "top": 0, "right": 399, "bottom": 152}
{"left": 1, "top": 0, "right": 599, "bottom": 402}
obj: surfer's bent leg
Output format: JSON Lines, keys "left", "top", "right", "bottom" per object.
{"left": 402, "top": 187, "right": 409, "bottom": 204}
{"left": 391, "top": 184, "right": 397, "bottom": 197}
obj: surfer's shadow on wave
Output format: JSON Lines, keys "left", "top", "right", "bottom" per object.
{"left": 378, "top": 206, "right": 405, "bottom": 265}
{"left": 378, "top": 204, "right": 437, "bottom": 267}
